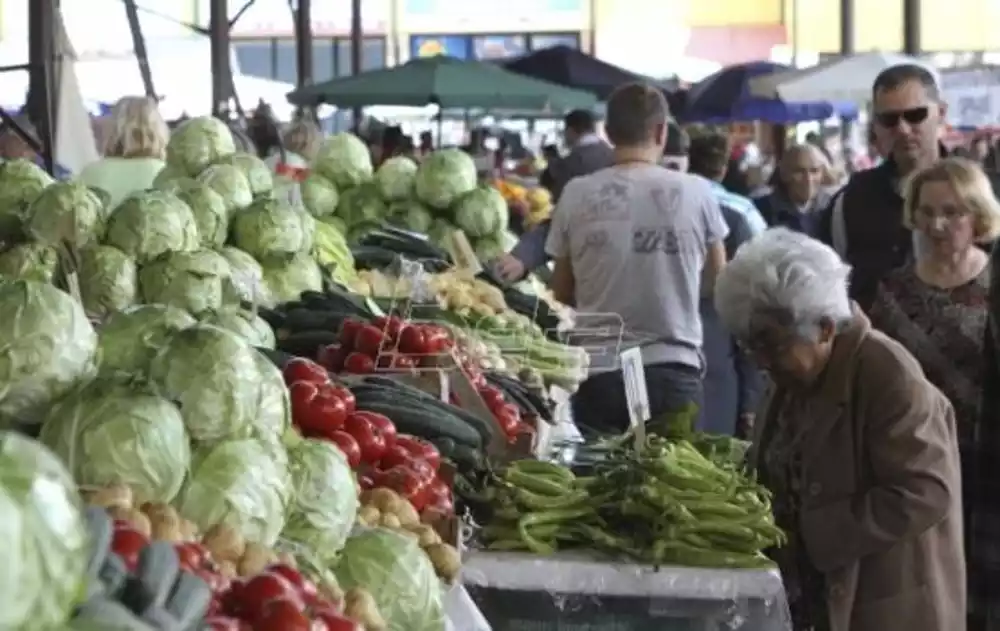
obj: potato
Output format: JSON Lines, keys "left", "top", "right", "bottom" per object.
{"left": 179, "top": 519, "right": 198, "bottom": 541}
{"left": 318, "top": 580, "right": 344, "bottom": 605}
{"left": 393, "top": 499, "right": 420, "bottom": 528}
{"left": 361, "top": 488, "right": 403, "bottom": 514}
{"left": 343, "top": 587, "right": 387, "bottom": 631}
{"left": 202, "top": 523, "right": 246, "bottom": 563}
{"left": 150, "top": 514, "right": 183, "bottom": 542}
{"left": 217, "top": 560, "right": 238, "bottom": 579}
{"left": 379, "top": 513, "right": 401, "bottom": 529}
{"left": 85, "top": 483, "right": 133, "bottom": 511}
{"left": 357, "top": 505, "right": 381, "bottom": 527}
{"left": 238, "top": 542, "right": 273, "bottom": 577}
{"left": 277, "top": 551, "right": 297, "bottom": 569}
{"left": 107, "top": 506, "right": 151, "bottom": 537}
{"left": 407, "top": 524, "right": 442, "bottom": 548}
{"left": 425, "top": 543, "right": 461, "bottom": 583}
{"left": 140, "top": 502, "right": 178, "bottom": 522}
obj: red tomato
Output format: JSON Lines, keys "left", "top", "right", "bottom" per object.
{"left": 288, "top": 381, "right": 320, "bottom": 427}
{"left": 423, "top": 492, "right": 455, "bottom": 515}
{"left": 220, "top": 580, "right": 247, "bottom": 617}
{"left": 265, "top": 564, "right": 317, "bottom": 600}
{"left": 379, "top": 443, "right": 415, "bottom": 471}
{"left": 423, "top": 326, "right": 452, "bottom": 353}
{"left": 395, "top": 435, "right": 441, "bottom": 471}
{"left": 194, "top": 568, "right": 230, "bottom": 595}
{"left": 494, "top": 403, "right": 522, "bottom": 436}
{"left": 254, "top": 597, "right": 311, "bottom": 630}
{"left": 317, "top": 344, "right": 347, "bottom": 372}
{"left": 354, "top": 324, "right": 388, "bottom": 357}
{"left": 299, "top": 388, "right": 348, "bottom": 435}
{"left": 325, "top": 431, "right": 362, "bottom": 468}
{"left": 351, "top": 411, "right": 396, "bottom": 445}
{"left": 374, "top": 315, "right": 405, "bottom": 340}
{"left": 342, "top": 352, "right": 376, "bottom": 374}
{"left": 357, "top": 473, "right": 376, "bottom": 490}
{"left": 390, "top": 354, "right": 418, "bottom": 370}
{"left": 425, "top": 476, "right": 452, "bottom": 503}
{"left": 326, "top": 385, "right": 356, "bottom": 414}
{"left": 239, "top": 573, "right": 302, "bottom": 621}
{"left": 478, "top": 385, "right": 506, "bottom": 411}
{"left": 313, "top": 608, "right": 363, "bottom": 631}
{"left": 283, "top": 358, "right": 329, "bottom": 386}
{"left": 343, "top": 414, "right": 388, "bottom": 464}
{"left": 397, "top": 325, "right": 427, "bottom": 355}
{"left": 338, "top": 320, "right": 364, "bottom": 351}
{"left": 175, "top": 542, "right": 205, "bottom": 571}
{"left": 111, "top": 527, "right": 148, "bottom": 570}
{"left": 203, "top": 616, "right": 245, "bottom": 631}
{"left": 380, "top": 465, "right": 428, "bottom": 510}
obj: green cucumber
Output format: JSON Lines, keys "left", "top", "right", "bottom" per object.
{"left": 355, "top": 400, "right": 482, "bottom": 447}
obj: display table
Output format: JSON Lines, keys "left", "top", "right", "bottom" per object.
{"left": 462, "top": 550, "right": 791, "bottom": 631}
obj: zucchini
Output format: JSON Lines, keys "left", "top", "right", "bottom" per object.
{"left": 450, "top": 443, "right": 485, "bottom": 472}
{"left": 282, "top": 308, "right": 348, "bottom": 332}
{"left": 276, "top": 330, "right": 339, "bottom": 358}
{"left": 485, "top": 372, "right": 553, "bottom": 421}
{"left": 257, "top": 307, "right": 286, "bottom": 330}
{"left": 354, "top": 400, "right": 482, "bottom": 448}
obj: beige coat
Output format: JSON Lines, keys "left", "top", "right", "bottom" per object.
{"left": 750, "top": 315, "right": 966, "bottom": 631}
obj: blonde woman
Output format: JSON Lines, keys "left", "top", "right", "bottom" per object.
{"left": 78, "top": 96, "right": 169, "bottom": 206}
{"left": 867, "top": 157, "right": 998, "bottom": 630}
{"left": 264, "top": 118, "right": 321, "bottom": 177}
{"left": 753, "top": 144, "right": 831, "bottom": 235}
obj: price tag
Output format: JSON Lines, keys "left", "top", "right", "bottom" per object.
{"left": 620, "top": 347, "right": 650, "bottom": 443}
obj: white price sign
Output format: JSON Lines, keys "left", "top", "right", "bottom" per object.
{"left": 620, "top": 347, "right": 650, "bottom": 443}
{"left": 942, "top": 68, "right": 1000, "bottom": 129}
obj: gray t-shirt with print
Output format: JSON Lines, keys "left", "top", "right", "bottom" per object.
{"left": 545, "top": 163, "right": 729, "bottom": 373}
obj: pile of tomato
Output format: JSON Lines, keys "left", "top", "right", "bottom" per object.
{"left": 317, "top": 315, "right": 454, "bottom": 375}
{"left": 474, "top": 382, "right": 536, "bottom": 446}
{"left": 281, "top": 358, "right": 453, "bottom": 518}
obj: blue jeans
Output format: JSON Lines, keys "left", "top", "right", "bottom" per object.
{"left": 571, "top": 362, "right": 703, "bottom": 437}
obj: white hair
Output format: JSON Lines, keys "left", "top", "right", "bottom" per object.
{"left": 714, "top": 228, "right": 853, "bottom": 340}
{"left": 102, "top": 96, "right": 169, "bottom": 159}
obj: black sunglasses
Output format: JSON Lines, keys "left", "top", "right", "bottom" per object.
{"left": 874, "top": 106, "right": 930, "bottom": 128}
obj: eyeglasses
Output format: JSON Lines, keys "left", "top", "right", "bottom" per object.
{"left": 874, "top": 106, "right": 930, "bottom": 128}
{"left": 916, "top": 205, "right": 970, "bottom": 223}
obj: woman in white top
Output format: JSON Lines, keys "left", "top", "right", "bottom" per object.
{"left": 78, "top": 96, "right": 169, "bottom": 208}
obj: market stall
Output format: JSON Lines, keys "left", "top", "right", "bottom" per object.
{"left": 0, "top": 116, "right": 790, "bottom": 631}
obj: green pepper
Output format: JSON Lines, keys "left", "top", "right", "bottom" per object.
{"left": 517, "top": 521, "right": 557, "bottom": 554}
{"left": 682, "top": 500, "right": 751, "bottom": 520}
{"left": 504, "top": 468, "right": 572, "bottom": 496}
{"left": 510, "top": 460, "right": 576, "bottom": 485}
{"left": 680, "top": 521, "right": 759, "bottom": 545}
{"left": 515, "top": 488, "right": 588, "bottom": 511}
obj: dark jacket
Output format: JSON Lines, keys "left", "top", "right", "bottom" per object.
{"left": 754, "top": 187, "right": 830, "bottom": 237}
{"left": 699, "top": 205, "right": 763, "bottom": 434}
{"left": 510, "top": 139, "right": 615, "bottom": 271}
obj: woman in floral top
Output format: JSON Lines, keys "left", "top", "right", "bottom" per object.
{"left": 868, "top": 157, "right": 1000, "bottom": 631}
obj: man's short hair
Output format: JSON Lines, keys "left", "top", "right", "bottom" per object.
{"left": 563, "top": 109, "right": 596, "bottom": 134}
{"left": 604, "top": 83, "right": 669, "bottom": 147}
{"left": 688, "top": 132, "right": 731, "bottom": 179}
{"left": 872, "top": 63, "right": 940, "bottom": 101}
{"left": 663, "top": 122, "right": 690, "bottom": 157}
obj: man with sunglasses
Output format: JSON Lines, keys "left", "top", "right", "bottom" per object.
{"left": 816, "top": 63, "right": 995, "bottom": 311}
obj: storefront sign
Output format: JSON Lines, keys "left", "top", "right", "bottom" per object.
{"left": 410, "top": 35, "right": 469, "bottom": 60}
{"left": 200, "top": 0, "right": 389, "bottom": 37}
{"left": 942, "top": 67, "right": 1000, "bottom": 129}
{"left": 472, "top": 35, "right": 526, "bottom": 60}
{"left": 529, "top": 33, "right": 580, "bottom": 51}
{"left": 402, "top": 0, "right": 586, "bottom": 34}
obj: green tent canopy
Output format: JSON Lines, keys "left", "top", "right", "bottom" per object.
{"left": 286, "top": 55, "right": 598, "bottom": 113}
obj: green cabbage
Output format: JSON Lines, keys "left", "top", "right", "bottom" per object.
{"left": 427, "top": 218, "right": 456, "bottom": 247}
{"left": 26, "top": 180, "right": 107, "bottom": 248}
{"left": 177, "top": 438, "right": 290, "bottom": 545}
{"left": 78, "top": 245, "right": 138, "bottom": 318}
{"left": 335, "top": 528, "right": 446, "bottom": 631}
{"left": 104, "top": 190, "right": 200, "bottom": 264}
{"left": 454, "top": 186, "right": 508, "bottom": 238}
{"left": 473, "top": 230, "right": 518, "bottom": 261}
{"left": 0, "top": 159, "right": 54, "bottom": 238}
{"left": 171, "top": 180, "right": 230, "bottom": 248}
{"left": 376, "top": 156, "right": 417, "bottom": 201}
{"left": 322, "top": 216, "right": 348, "bottom": 235}
{"left": 200, "top": 306, "right": 275, "bottom": 349}
{"left": 312, "top": 220, "right": 354, "bottom": 271}
{"left": 249, "top": 349, "right": 291, "bottom": 447}
{"left": 166, "top": 116, "right": 237, "bottom": 177}
{"left": 230, "top": 198, "right": 315, "bottom": 260}
{"left": 0, "top": 243, "right": 58, "bottom": 283}
{"left": 151, "top": 164, "right": 188, "bottom": 190}
{"left": 218, "top": 246, "right": 267, "bottom": 305}
{"left": 300, "top": 173, "right": 340, "bottom": 218}
{"left": 313, "top": 133, "right": 373, "bottom": 188}
{"left": 198, "top": 163, "right": 253, "bottom": 213}
{"left": 336, "top": 182, "right": 386, "bottom": 228}
{"left": 0, "top": 432, "right": 88, "bottom": 630}
{"left": 0, "top": 281, "right": 97, "bottom": 427}
{"left": 218, "top": 152, "right": 274, "bottom": 197}
{"left": 414, "top": 149, "right": 477, "bottom": 209}
{"left": 39, "top": 379, "right": 190, "bottom": 504}
{"left": 139, "top": 249, "right": 231, "bottom": 315}
{"left": 96, "top": 304, "right": 196, "bottom": 376}
{"left": 387, "top": 200, "right": 434, "bottom": 234}
{"left": 260, "top": 253, "right": 323, "bottom": 307}
{"left": 149, "top": 324, "right": 263, "bottom": 445}
{"left": 284, "top": 438, "right": 359, "bottom": 562}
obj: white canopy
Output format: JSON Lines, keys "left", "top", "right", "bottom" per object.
{"left": 748, "top": 52, "right": 940, "bottom": 103}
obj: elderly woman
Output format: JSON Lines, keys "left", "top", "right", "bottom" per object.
{"left": 867, "top": 157, "right": 997, "bottom": 630}
{"left": 78, "top": 96, "right": 168, "bottom": 205}
{"left": 753, "top": 144, "right": 832, "bottom": 236}
{"left": 715, "top": 228, "right": 965, "bottom": 631}
{"left": 263, "top": 118, "right": 321, "bottom": 178}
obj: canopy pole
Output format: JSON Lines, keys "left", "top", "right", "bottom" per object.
{"left": 838, "top": 0, "right": 855, "bottom": 168}
{"left": 350, "top": 0, "right": 363, "bottom": 132}
{"left": 123, "top": 0, "right": 157, "bottom": 99}
{"left": 903, "top": 0, "right": 921, "bottom": 55}
{"left": 26, "top": 0, "right": 56, "bottom": 174}
{"left": 209, "top": 0, "right": 233, "bottom": 119}
{"left": 294, "top": 0, "right": 313, "bottom": 89}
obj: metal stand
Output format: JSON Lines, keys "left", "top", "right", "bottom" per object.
{"left": 351, "top": 0, "right": 363, "bottom": 130}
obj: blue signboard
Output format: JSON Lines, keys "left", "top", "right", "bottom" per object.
{"left": 473, "top": 35, "right": 527, "bottom": 60}
{"left": 410, "top": 35, "right": 470, "bottom": 60}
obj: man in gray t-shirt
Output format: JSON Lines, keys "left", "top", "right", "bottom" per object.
{"left": 545, "top": 83, "right": 728, "bottom": 435}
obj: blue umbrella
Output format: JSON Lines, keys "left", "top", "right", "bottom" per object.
{"left": 681, "top": 61, "right": 857, "bottom": 123}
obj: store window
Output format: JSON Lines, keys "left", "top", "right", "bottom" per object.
{"left": 529, "top": 33, "right": 580, "bottom": 51}
{"left": 336, "top": 38, "right": 387, "bottom": 76}
{"left": 313, "top": 40, "right": 336, "bottom": 82}
{"left": 233, "top": 40, "right": 274, "bottom": 79}
{"left": 275, "top": 39, "right": 298, "bottom": 84}
{"left": 473, "top": 35, "right": 527, "bottom": 60}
